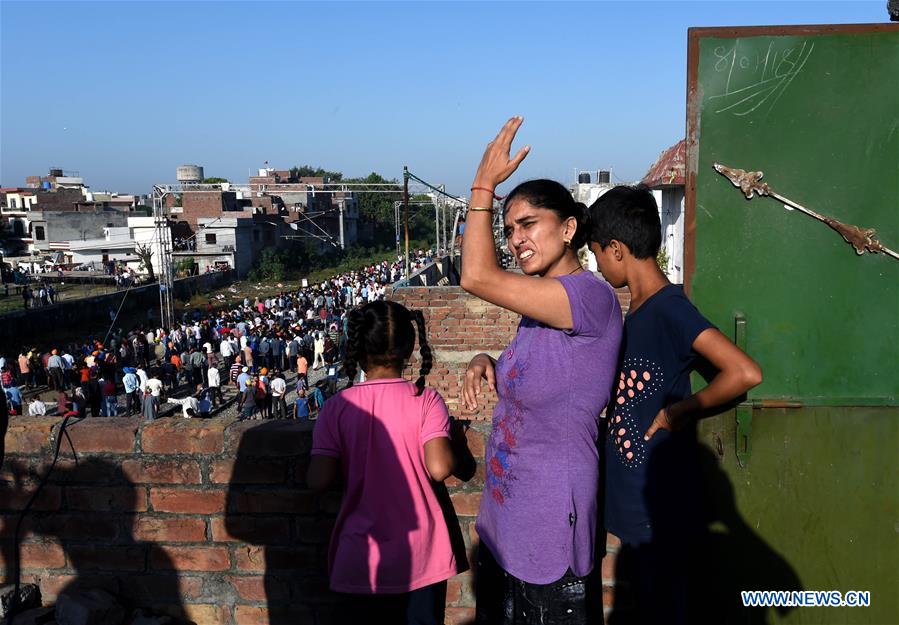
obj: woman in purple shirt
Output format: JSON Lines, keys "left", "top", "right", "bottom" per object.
{"left": 461, "top": 117, "right": 622, "bottom": 624}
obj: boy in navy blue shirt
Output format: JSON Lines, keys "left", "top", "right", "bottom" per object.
{"left": 588, "top": 185, "right": 762, "bottom": 624}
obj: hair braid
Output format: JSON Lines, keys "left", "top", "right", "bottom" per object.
{"left": 411, "top": 310, "right": 432, "bottom": 396}
{"left": 344, "top": 308, "right": 364, "bottom": 388}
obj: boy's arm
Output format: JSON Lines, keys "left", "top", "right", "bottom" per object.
{"left": 644, "top": 327, "right": 763, "bottom": 440}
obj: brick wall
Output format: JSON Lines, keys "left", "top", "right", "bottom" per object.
{"left": 180, "top": 192, "right": 245, "bottom": 229}
{"left": 1, "top": 282, "right": 631, "bottom": 624}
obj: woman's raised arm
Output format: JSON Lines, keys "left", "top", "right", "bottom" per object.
{"left": 460, "top": 117, "right": 576, "bottom": 329}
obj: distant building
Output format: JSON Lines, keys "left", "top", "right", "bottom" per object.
{"left": 68, "top": 226, "right": 139, "bottom": 270}
{"left": 1, "top": 169, "right": 136, "bottom": 260}
{"left": 641, "top": 139, "right": 686, "bottom": 284}
{"left": 179, "top": 215, "right": 292, "bottom": 277}
{"left": 571, "top": 170, "right": 617, "bottom": 207}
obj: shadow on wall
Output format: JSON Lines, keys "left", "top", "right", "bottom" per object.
{"left": 224, "top": 417, "right": 474, "bottom": 625}
{"left": 608, "top": 428, "right": 803, "bottom": 625}
{"left": 0, "top": 457, "right": 193, "bottom": 623}
{"left": 225, "top": 420, "right": 336, "bottom": 624}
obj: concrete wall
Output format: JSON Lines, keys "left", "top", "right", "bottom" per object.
{"left": 45, "top": 211, "right": 130, "bottom": 245}
{"left": 0, "top": 271, "right": 234, "bottom": 347}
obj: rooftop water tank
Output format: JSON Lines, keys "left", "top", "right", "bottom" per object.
{"left": 597, "top": 170, "right": 611, "bottom": 184}
{"left": 578, "top": 172, "right": 591, "bottom": 184}
{"left": 177, "top": 164, "right": 204, "bottom": 184}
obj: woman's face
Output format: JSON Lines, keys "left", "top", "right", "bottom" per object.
{"left": 503, "top": 200, "right": 574, "bottom": 277}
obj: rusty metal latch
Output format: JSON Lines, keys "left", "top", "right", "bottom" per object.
{"left": 714, "top": 163, "right": 899, "bottom": 261}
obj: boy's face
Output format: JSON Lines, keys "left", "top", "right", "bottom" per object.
{"left": 590, "top": 241, "right": 627, "bottom": 288}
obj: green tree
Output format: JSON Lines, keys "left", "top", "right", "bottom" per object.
{"left": 290, "top": 165, "right": 343, "bottom": 182}
{"left": 249, "top": 248, "right": 288, "bottom": 282}
{"left": 202, "top": 177, "right": 229, "bottom": 184}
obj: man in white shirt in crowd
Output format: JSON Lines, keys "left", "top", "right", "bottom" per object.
{"left": 146, "top": 372, "right": 164, "bottom": 398}
{"left": 28, "top": 394, "right": 48, "bottom": 416}
{"left": 207, "top": 363, "right": 222, "bottom": 407}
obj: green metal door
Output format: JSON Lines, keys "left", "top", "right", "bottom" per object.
{"left": 686, "top": 24, "right": 899, "bottom": 624}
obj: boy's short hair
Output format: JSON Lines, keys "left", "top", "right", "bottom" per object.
{"left": 588, "top": 184, "right": 661, "bottom": 259}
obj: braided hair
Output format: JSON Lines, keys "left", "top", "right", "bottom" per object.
{"left": 343, "top": 301, "right": 432, "bottom": 395}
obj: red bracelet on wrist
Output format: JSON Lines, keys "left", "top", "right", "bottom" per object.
{"left": 470, "top": 186, "right": 505, "bottom": 201}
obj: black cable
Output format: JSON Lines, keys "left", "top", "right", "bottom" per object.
{"left": 405, "top": 171, "right": 468, "bottom": 206}
{"left": 7, "top": 413, "right": 84, "bottom": 620}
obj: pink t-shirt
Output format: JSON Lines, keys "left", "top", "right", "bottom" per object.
{"left": 311, "top": 379, "right": 458, "bottom": 593}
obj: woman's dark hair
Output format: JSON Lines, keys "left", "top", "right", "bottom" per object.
{"left": 503, "top": 179, "right": 590, "bottom": 250}
{"left": 587, "top": 184, "right": 661, "bottom": 259}
{"left": 344, "top": 301, "right": 433, "bottom": 396}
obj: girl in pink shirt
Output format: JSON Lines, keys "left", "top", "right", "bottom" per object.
{"left": 308, "top": 301, "right": 461, "bottom": 625}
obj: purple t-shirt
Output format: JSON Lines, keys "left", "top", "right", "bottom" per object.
{"left": 476, "top": 271, "right": 623, "bottom": 584}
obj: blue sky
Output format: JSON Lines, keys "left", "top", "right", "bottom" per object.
{"left": 0, "top": 1, "right": 888, "bottom": 196}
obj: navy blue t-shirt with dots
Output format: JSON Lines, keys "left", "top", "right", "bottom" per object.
{"left": 604, "top": 284, "right": 714, "bottom": 544}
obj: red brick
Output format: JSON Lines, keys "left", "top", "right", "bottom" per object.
{"left": 150, "top": 545, "right": 229, "bottom": 571}
{"left": 209, "top": 516, "right": 291, "bottom": 544}
{"left": 64, "top": 419, "right": 137, "bottom": 453}
{"left": 449, "top": 492, "right": 481, "bottom": 516}
{"left": 464, "top": 429, "right": 486, "bottom": 457}
{"left": 0, "top": 457, "right": 42, "bottom": 483}
{"left": 169, "top": 604, "right": 229, "bottom": 625}
{"left": 0, "top": 484, "right": 62, "bottom": 512}
{"left": 227, "top": 574, "right": 290, "bottom": 602}
{"left": 226, "top": 421, "right": 310, "bottom": 457}
{"left": 468, "top": 522, "right": 479, "bottom": 544}
{"left": 37, "top": 573, "right": 120, "bottom": 600}
{"left": 7, "top": 542, "right": 66, "bottom": 569}
{"left": 601, "top": 550, "right": 617, "bottom": 582}
{"left": 209, "top": 459, "right": 287, "bottom": 484}
{"left": 606, "top": 532, "right": 621, "bottom": 550}
{"left": 228, "top": 489, "right": 315, "bottom": 514}
{"left": 234, "top": 545, "right": 317, "bottom": 571}
{"left": 233, "top": 545, "right": 266, "bottom": 571}
{"left": 122, "top": 574, "right": 204, "bottom": 603}
{"left": 233, "top": 606, "right": 269, "bottom": 625}
{"left": 150, "top": 488, "right": 225, "bottom": 514}
{"left": 446, "top": 578, "right": 463, "bottom": 604}
{"left": 135, "top": 516, "right": 207, "bottom": 542}
{"left": 122, "top": 459, "right": 202, "bottom": 484}
{"left": 35, "top": 573, "right": 78, "bottom": 598}
{"left": 445, "top": 606, "right": 475, "bottom": 625}
{"left": 3, "top": 420, "right": 55, "bottom": 453}
{"left": 603, "top": 583, "right": 615, "bottom": 608}
{"left": 34, "top": 514, "right": 120, "bottom": 542}
{"left": 67, "top": 486, "right": 147, "bottom": 512}
{"left": 66, "top": 544, "right": 146, "bottom": 571}
{"left": 140, "top": 420, "right": 225, "bottom": 454}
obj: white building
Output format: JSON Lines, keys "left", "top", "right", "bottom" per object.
{"left": 641, "top": 140, "right": 686, "bottom": 284}
{"left": 68, "top": 226, "right": 140, "bottom": 270}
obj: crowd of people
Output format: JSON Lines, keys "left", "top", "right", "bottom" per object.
{"left": 0, "top": 251, "right": 434, "bottom": 422}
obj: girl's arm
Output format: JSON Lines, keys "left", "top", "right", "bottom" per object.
{"left": 460, "top": 116, "right": 575, "bottom": 329}
{"left": 307, "top": 456, "right": 339, "bottom": 492}
{"left": 424, "top": 438, "right": 455, "bottom": 482}
{"left": 644, "top": 328, "right": 763, "bottom": 440}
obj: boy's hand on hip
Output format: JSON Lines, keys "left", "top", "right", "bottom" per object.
{"left": 644, "top": 406, "right": 675, "bottom": 441}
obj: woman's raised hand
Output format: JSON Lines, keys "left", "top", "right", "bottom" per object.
{"left": 462, "top": 353, "right": 497, "bottom": 412}
{"left": 472, "top": 117, "right": 531, "bottom": 191}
